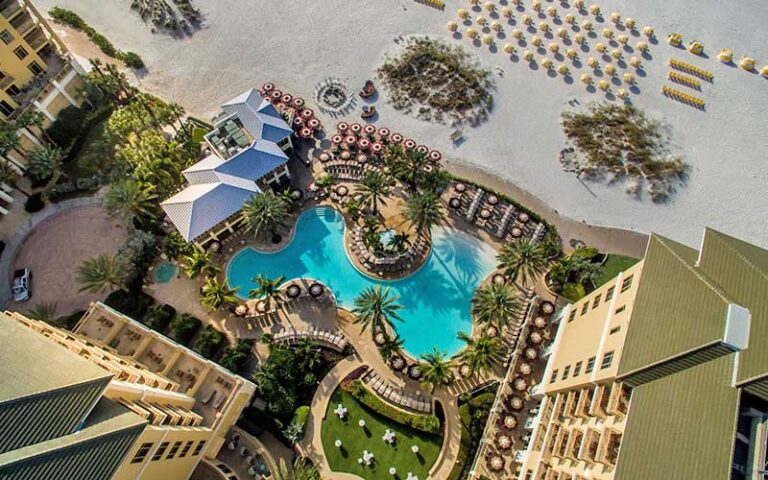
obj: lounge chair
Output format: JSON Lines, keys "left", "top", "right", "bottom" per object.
{"left": 361, "top": 105, "right": 376, "bottom": 119}
{"left": 359, "top": 80, "right": 376, "bottom": 98}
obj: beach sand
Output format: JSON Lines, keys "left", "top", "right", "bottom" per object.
{"left": 38, "top": 0, "right": 768, "bottom": 248}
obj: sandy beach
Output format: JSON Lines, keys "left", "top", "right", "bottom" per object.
{"left": 38, "top": 0, "right": 768, "bottom": 248}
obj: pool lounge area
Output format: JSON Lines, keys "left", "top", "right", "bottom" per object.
{"left": 227, "top": 207, "right": 498, "bottom": 357}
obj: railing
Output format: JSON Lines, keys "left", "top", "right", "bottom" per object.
{"left": 0, "top": 0, "right": 22, "bottom": 20}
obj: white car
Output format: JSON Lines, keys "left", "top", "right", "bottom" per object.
{"left": 11, "top": 268, "right": 31, "bottom": 302}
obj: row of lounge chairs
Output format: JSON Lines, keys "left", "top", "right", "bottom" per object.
{"left": 324, "top": 160, "right": 383, "bottom": 181}
{"left": 668, "top": 58, "right": 714, "bottom": 81}
{"left": 362, "top": 370, "right": 432, "bottom": 413}
{"left": 272, "top": 327, "right": 348, "bottom": 352}
{"left": 661, "top": 85, "right": 706, "bottom": 109}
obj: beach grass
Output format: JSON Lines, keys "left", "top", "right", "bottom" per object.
{"left": 320, "top": 387, "right": 442, "bottom": 479}
{"left": 595, "top": 254, "right": 640, "bottom": 287}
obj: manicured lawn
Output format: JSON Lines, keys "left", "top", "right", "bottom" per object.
{"left": 595, "top": 254, "right": 640, "bottom": 287}
{"left": 321, "top": 387, "right": 442, "bottom": 479}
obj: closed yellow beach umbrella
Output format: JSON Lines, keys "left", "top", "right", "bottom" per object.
{"left": 588, "top": 57, "right": 599, "bottom": 68}
{"left": 532, "top": 0, "right": 542, "bottom": 11}
{"left": 566, "top": 48, "right": 578, "bottom": 59}
{"left": 469, "top": 0, "right": 480, "bottom": 5}
{"left": 617, "top": 88, "right": 629, "bottom": 99}
{"left": 457, "top": 8, "right": 470, "bottom": 19}
{"left": 512, "top": 29, "right": 523, "bottom": 39}
{"left": 761, "top": 66, "right": 768, "bottom": 78}
{"left": 624, "top": 17, "right": 636, "bottom": 29}
{"left": 688, "top": 41, "right": 704, "bottom": 55}
{"left": 503, "top": 43, "right": 516, "bottom": 54}
{"left": 740, "top": 56, "right": 756, "bottom": 71}
{"left": 565, "top": 13, "right": 576, "bottom": 24}
{"left": 617, "top": 34, "right": 629, "bottom": 45}
{"left": 574, "top": 0, "right": 585, "bottom": 7}
{"left": 598, "top": 79, "right": 610, "bottom": 91}
{"left": 582, "top": 20, "right": 594, "bottom": 31}
{"left": 501, "top": 7, "right": 512, "bottom": 18}
{"left": 558, "top": 64, "right": 570, "bottom": 75}
{"left": 595, "top": 42, "right": 607, "bottom": 53}
{"left": 447, "top": 21, "right": 459, "bottom": 32}
{"left": 636, "top": 41, "right": 648, "bottom": 51}
{"left": 611, "top": 48, "right": 622, "bottom": 59}
{"left": 557, "top": 27, "right": 568, "bottom": 38}
{"left": 531, "top": 36, "right": 542, "bottom": 46}
{"left": 523, "top": 50, "right": 534, "bottom": 61}
{"left": 610, "top": 12, "right": 621, "bottom": 24}
{"left": 574, "top": 33, "right": 586, "bottom": 44}
{"left": 546, "top": 5, "right": 558, "bottom": 17}
{"left": 603, "top": 64, "right": 616, "bottom": 75}
{"left": 629, "top": 56, "right": 642, "bottom": 68}
{"left": 541, "top": 57, "right": 553, "bottom": 69}
{"left": 483, "top": 34, "right": 494, "bottom": 45}
{"left": 589, "top": 5, "right": 601, "bottom": 15}
{"left": 539, "top": 21, "right": 550, "bottom": 32}
{"left": 491, "top": 21, "right": 502, "bottom": 32}
{"left": 623, "top": 72, "right": 635, "bottom": 84}
{"left": 548, "top": 42, "right": 559, "bottom": 53}
{"left": 602, "top": 28, "right": 614, "bottom": 39}
{"left": 476, "top": 16, "right": 487, "bottom": 25}
{"left": 718, "top": 49, "right": 733, "bottom": 63}
{"left": 484, "top": 1, "right": 495, "bottom": 11}
{"left": 512, "top": 0, "right": 522, "bottom": 5}
{"left": 643, "top": 26, "right": 654, "bottom": 37}
{"left": 522, "top": 14, "right": 533, "bottom": 25}
{"left": 467, "top": 27, "right": 478, "bottom": 38}
{"left": 580, "top": 73, "right": 592, "bottom": 84}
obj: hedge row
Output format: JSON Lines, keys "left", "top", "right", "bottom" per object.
{"left": 49, "top": 7, "right": 144, "bottom": 69}
{"left": 341, "top": 379, "right": 440, "bottom": 435}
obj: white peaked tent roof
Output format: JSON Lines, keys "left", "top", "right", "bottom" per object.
{"left": 221, "top": 88, "right": 293, "bottom": 142}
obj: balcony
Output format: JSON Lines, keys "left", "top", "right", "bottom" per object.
{"left": 24, "top": 27, "right": 48, "bottom": 51}
{"left": 0, "top": 74, "right": 15, "bottom": 90}
{"left": 0, "top": 0, "right": 22, "bottom": 20}
{"left": 10, "top": 10, "right": 35, "bottom": 36}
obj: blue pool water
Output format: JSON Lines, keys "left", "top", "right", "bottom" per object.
{"left": 226, "top": 207, "right": 498, "bottom": 357}
{"left": 154, "top": 262, "right": 178, "bottom": 284}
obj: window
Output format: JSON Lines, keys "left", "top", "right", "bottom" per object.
{"left": 13, "top": 46, "right": 28, "bottom": 60}
{"left": 621, "top": 275, "right": 634, "bottom": 293}
{"left": 601, "top": 351, "right": 614, "bottom": 370}
{"left": 562, "top": 365, "right": 571, "bottom": 380}
{"left": 574, "top": 361, "right": 583, "bottom": 376}
{"left": 605, "top": 286, "right": 615, "bottom": 301}
{"left": 568, "top": 309, "right": 576, "bottom": 322}
{"left": 550, "top": 369, "right": 559, "bottom": 384}
{"left": 192, "top": 440, "right": 206, "bottom": 456}
{"left": 585, "top": 356, "right": 596, "bottom": 374}
{"left": 27, "top": 61, "right": 43, "bottom": 76}
{"left": 131, "top": 443, "right": 153, "bottom": 464}
{"left": 592, "top": 295, "right": 601, "bottom": 309}
{"left": 609, "top": 326, "right": 621, "bottom": 335}
{"left": 166, "top": 441, "right": 182, "bottom": 459}
{"left": 5, "top": 84, "right": 20, "bottom": 96}
{"left": 580, "top": 302, "right": 589, "bottom": 315}
{"left": 0, "top": 30, "right": 13, "bottom": 44}
{"left": 615, "top": 305, "right": 626, "bottom": 314}
{"left": 180, "top": 441, "right": 193, "bottom": 458}
{"left": 0, "top": 100, "right": 16, "bottom": 117}
{"left": 152, "top": 442, "right": 169, "bottom": 461}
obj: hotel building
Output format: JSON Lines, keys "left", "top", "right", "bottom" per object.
{"left": 2, "top": 301, "right": 256, "bottom": 480}
{"left": 518, "top": 228, "right": 766, "bottom": 480}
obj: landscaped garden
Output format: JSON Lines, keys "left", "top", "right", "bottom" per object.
{"left": 320, "top": 387, "right": 442, "bottom": 479}
{"left": 594, "top": 254, "right": 640, "bottom": 288}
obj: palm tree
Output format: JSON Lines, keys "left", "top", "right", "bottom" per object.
{"left": 77, "top": 253, "right": 128, "bottom": 293}
{"left": 314, "top": 174, "right": 335, "bottom": 195}
{"left": 420, "top": 347, "right": 453, "bottom": 393}
{"left": 104, "top": 179, "right": 158, "bottom": 222}
{"left": 182, "top": 246, "right": 220, "bottom": 279}
{"left": 471, "top": 282, "right": 521, "bottom": 332}
{"left": 384, "top": 146, "right": 427, "bottom": 190}
{"left": 249, "top": 274, "right": 287, "bottom": 317}
{"left": 379, "top": 334, "right": 404, "bottom": 361}
{"left": 275, "top": 458, "right": 320, "bottom": 480}
{"left": 26, "top": 145, "right": 63, "bottom": 185}
{"left": 405, "top": 192, "right": 444, "bottom": 237}
{"left": 25, "top": 302, "right": 58, "bottom": 323}
{"left": 356, "top": 170, "right": 390, "bottom": 215}
{"left": 352, "top": 286, "right": 403, "bottom": 336}
{"left": 201, "top": 277, "right": 238, "bottom": 311}
{"left": 457, "top": 332, "right": 504, "bottom": 377}
{"left": 497, "top": 239, "right": 548, "bottom": 287}
{"left": 242, "top": 191, "right": 289, "bottom": 241}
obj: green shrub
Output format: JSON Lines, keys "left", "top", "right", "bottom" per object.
{"left": 104, "top": 289, "right": 154, "bottom": 319}
{"left": 195, "top": 325, "right": 225, "bottom": 359}
{"left": 48, "top": 7, "right": 86, "bottom": 29}
{"left": 86, "top": 29, "right": 118, "bottom": 57}
{"left": 572, "top": 247, "right": 599, "bottom": 260}
{"left": 562, "top": 282, "right": 586, "bottom": 301}
{"left": 54, "top": 310, "right": 85, "bottom": 330}
{"left": 283, "top": 405, "right": 311, "bottom": 444}
{"left": 142, "top": 304, "right": 175, "bottom": 331}
{"left": 220, "top": 338, "right": 253, "bottom": 373}
{"left": 447, "top": 388, "right": 497, "bottom": 480}
{"left": 119, "top": 51, "right": 144, "bottom": 69}
{"left": 293, "top": 405, "right": 310, "bottom": 429}
{"left": 46, "top": 106, "right": 88, "bottom": 148}
{"left": 341, "top": 380, "right": 440, "bottom": 434}
{"left": 169, "top": 313, "right": 201, "bottom": 344}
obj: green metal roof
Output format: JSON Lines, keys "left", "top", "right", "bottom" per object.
{"left": 0, "top": 398, "right": 146, "bottom": 480}
{"left": 617, "top": 234, "right": 736, "bottom": 378}
{"left": 615, "top": 354, "right": 739, "bottom": 480}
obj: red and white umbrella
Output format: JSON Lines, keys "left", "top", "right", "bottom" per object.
{"left": 262, "top": 82, "right": 275, "bottom": 92}
{"left": 350, "top": 123, "right": 362, "bottom": 133}
{"left": 404, "top": 139, "right": 416, "bottom": 149}
{"left": 308, "top": 118, "right": 320, "bottom": 129}
{"left": 271, "top": 90, "right": 282, "bottom": 100}
{"left": 293, "top": 97, "right": 305, "bottom": 108}
{"left": 301, "top": 108, "right": 314, "bottom": 119}
{"left": 337, "top": 122, "right": 349, "bottom": 132}
{"left": 345, "top": 135, "right": 357, "bottom": 146}
{"left": 429, "top": 150, "right": 442, "bottom": 162}
{"left": 293, "top": 117, "right": 304, "bottom": 126}
{"left": 371, "top": 142, "right": 383, "bottom": 154}
{"left": 390, "top": 133, "right": 403, "bottom": 143}
{"left": 331, "top": 135, "right": 343, "bottom": 144}
{"left": 363, "top": 124, "right": 376, "bottom": 135}
{"left": 358, "top": 138, "right": 371, "bottom": 150}
{"left": 300, "top": 127, "right": 312, "bottom": 138}
{"left": 416, "top": 145, "right": 429, "bottom": 154}
{"left": 281, "top": 94, "right": 293, "bottom": 104}
{"left": 378, "top": 127, "right": 391, "bottom": 138}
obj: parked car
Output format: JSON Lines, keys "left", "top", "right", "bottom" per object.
{"left": 11, "top": 268, "right": 31, "bottom": 302}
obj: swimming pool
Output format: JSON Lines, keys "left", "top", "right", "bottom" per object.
{"left": 226, "top": 207, "right": 498, "bottom": 357}
{"left": 154, "top": 262, "right": 178, "bottom": 284}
